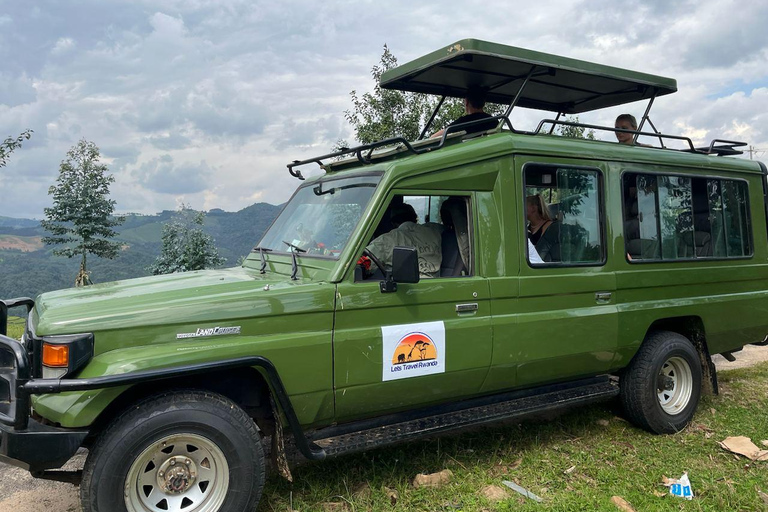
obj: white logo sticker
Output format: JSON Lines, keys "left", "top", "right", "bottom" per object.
{"left": 382, "top": 321, "right": 445, "bottom": 382}
{"left": 176, "top": 326, "right": 241, "bottom": 339}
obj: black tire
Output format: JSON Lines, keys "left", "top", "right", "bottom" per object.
{"left": 620, "top": 330, "right": 702, "bottom": 434}
{"left": 80, "top": 390, "right": 265, "bottom": 512}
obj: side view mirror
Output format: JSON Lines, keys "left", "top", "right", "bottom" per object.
{"left": 380, "top": 246, "right": 419, "bottom": 292}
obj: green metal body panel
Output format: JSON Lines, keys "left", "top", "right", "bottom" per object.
{"left": 31, "top": 266, "right": 336, "bottom": 428}
{"left": 26, "top": 129, "right": 768, "bottom": 435}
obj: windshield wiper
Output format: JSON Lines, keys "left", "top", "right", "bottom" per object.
{"left": 282, "top": 241, "right": 306, "bottom": 280}
{"left": 252, "top": 246, "right": 272, "bottom": 274}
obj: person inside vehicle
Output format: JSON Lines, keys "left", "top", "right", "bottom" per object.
{"left": 526, "top": 194, "right": 560, "bottom": 262}
{"left": 366, "top": 202, "right": 444, "bottom": 278}
{"left": 615, "top": 113, "right": 653, "bottom": 146}
{"left": 431, "top": 85, "right": 497, "bottom": 138}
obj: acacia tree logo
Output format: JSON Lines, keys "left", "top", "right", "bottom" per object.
{"left": 391, "top": 332, "right": 437, "bottom": 365}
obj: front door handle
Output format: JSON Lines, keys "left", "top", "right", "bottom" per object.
{"left": 456, "top": 303, "right": 478, "bottom": 313}
{"left": 595, "top": 291, "right": 612, "bottom": 303}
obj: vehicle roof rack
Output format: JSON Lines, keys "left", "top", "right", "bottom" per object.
{"left": 693, "top": 139, "right": 747, "bottom": 156}
{"left": 536, "top": 119, "right": 747, "bottom": 156}
{"left": 287, "top": 115, "right": 512, "bottom": 179}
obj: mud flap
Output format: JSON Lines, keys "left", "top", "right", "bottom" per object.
{"left": 270, "top": 396, "right": 293, "bottom": 482}
{"left": 699, "top": 350, "right": 718, "bottom": 395}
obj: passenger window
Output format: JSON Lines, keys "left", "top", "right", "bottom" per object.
{"left": 524, "top": 166, "right": 604, "bottom": 265}
{"left": 623, "top": 173, "right": 752, "bottom": 260}
{"left": 359, "top": 195, "right": 472, "bottom": 281}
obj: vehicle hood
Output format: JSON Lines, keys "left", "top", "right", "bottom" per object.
{"left": 33, "top": 266, "right": 332, "bottom": 337}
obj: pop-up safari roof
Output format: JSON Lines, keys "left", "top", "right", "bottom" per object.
{"left": 379, "top": 39, "right": 677, "bottom": 114}
{"left": 286, "top": 39, "right": 745, "bottom": 179}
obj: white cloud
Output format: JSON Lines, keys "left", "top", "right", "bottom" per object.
{"left": 51, "top": 37, "right": 75, "bottom": 55}
{"left": 1, "top": 0, "right": 768, "bottom": 218}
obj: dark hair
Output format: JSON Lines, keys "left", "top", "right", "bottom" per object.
{"left": 466, "top": 85, "right": 487, "bottom": 110}
{"left": 615, "top": 113, "right": 638, "bottom": 129}
{"left": 390, "top": 203, "right": 417, "bottom": 226}
{"left": 526, "top": 194, "right": 552, "bottom": 221}
{"left": 440, "top": 196, "right": 466, "bottom": 230}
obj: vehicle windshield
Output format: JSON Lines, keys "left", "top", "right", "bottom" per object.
{"left": 257, "top": 173, "right": 382, "bottom": 259}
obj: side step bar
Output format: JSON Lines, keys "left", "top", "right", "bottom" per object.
{"left": 310, "top": 377, "right": 618, "bottom": 459}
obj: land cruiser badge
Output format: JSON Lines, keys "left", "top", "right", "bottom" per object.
{"left": 382, "top": 321, "right": 445, "bottom": 382}
{"left": 176, "top": 326, "right": 242, "bottom": 339}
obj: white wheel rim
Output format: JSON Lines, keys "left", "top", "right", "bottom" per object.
{"left": 125, "top": 433, "right": 229, "bottom": 512}
{"left": 656, "top": 356, "right": 693, "bottom": 415}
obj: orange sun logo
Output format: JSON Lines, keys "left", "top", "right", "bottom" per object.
{"left": 391, "top": 332, "right": 437, "bottom": 365}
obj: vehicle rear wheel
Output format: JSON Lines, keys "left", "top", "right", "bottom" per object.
{"left": 80, "top": 390, "right": 265, "bottom": 512}
{"left": 620, "top": 330, "right": 702, "bottom": 434}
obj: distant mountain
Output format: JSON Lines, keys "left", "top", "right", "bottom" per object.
{"left": 0, "top": 203, "right": 282, "bottom": 301}
{"left": 0, "top": 216, "right": 41, "bottom": 230}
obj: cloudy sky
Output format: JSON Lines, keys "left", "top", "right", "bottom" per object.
{"left": 2, "top": 0, "right": 767, "bottom": 219}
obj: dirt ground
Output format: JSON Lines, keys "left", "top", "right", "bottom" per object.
{"left": 1, "top": 345, "right": 766, "bottom": 511}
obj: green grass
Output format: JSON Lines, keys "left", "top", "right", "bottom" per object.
{"left": 259, "top": 364, "right": 768, "bottom": 511}
{"left": 7, "top": 316, "right": 24, "bottom": 340}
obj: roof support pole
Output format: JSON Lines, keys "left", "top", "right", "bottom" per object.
{"left": 418, "top": 95, "right": 446, "bottom": 140}
{"left": 501, "top": 66, "right": 537, "bottom": 125}
{"left": 635, "top": 94, "right": 656, "bottom": 144}
{"left": 549, "top": 112, "right": 562, "bottom": 134}
{"left": 644, "top": 116, "right": 666, "bottom": 148}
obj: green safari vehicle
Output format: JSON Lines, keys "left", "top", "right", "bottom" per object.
{"left": 2, "top": 39, "right": 768, "bottom": 512}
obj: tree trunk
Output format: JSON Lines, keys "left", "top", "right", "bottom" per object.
{"left": 75, "top": 251, "right": 91, "bottom": 287}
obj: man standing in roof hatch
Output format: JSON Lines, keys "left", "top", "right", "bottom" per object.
{"left": 431, "top": 85, "right": 497, "bottom": 138}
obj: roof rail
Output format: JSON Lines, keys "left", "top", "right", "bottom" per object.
{"left": 287, "top": 115, "right": 512, "bottom": 179}
{"left": 535, "top": 119, "right": 747, "bottom": 156}
{"left": 694, "top": 139, "right": 748, "bottom": 156}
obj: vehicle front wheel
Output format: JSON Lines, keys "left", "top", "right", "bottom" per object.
{"left": 81, "top": 390, "right": 265, "bottom": 512}
{"left": 620, "top": 330, "right": 702, "bottom": 434}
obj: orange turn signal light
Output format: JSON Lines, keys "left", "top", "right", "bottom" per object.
{"left": 42, "top": 343, "right": 69, "bottom": 368}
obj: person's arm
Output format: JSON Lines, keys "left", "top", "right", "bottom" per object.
{"left": 366, "top": 233, "right": 394, "bottom": 272}
{"left": 430, "top": 128, "right": 445, "bottom": 138}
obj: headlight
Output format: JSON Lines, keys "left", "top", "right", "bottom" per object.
{"left": 38, "top": 333, "right": 94, "bottom": 380}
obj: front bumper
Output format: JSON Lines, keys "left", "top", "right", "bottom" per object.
{"left": 0, "top": 417, "right": 87, "bottom": 471}
{"left": 0, "top": 299, "right": 89, "bottom": 471}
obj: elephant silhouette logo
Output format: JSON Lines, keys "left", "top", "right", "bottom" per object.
{"left": 391, "top": 332, "right": 437, "bottom": 365}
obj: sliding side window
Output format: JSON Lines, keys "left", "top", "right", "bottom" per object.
{"left": 623, "top": 173, "right": 752, "bottom": 261}
{"left": 524, "top": 166, "right": 604, "bottom": 266}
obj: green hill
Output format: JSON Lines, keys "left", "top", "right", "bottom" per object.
{"left": 0, "top": 202, "right": 281, "bottom": 300}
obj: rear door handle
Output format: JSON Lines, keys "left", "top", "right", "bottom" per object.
{"left": 456, "top": 303, "right": 478, "bottom": 313}
{"left": 595, "top": 292, "right": 612, "bottom": 303}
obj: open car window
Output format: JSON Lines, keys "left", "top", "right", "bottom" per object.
{"left": 358, "top": 194, "right": 472, "bottom": 281}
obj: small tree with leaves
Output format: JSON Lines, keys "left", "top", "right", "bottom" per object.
{"left": 336, "top": 45, "right": 503, "bottom": 150}
{"left": 0, "top": 130, "right": 33, "bottom": 168}
{"left": 149, "top": 205, "right": 225, "bottom": 275}
{"left": 42, "top": 140, "right": 125, "bottom": 286}
{"left": 555, "top": 115, "right": 596, "bottom": 139}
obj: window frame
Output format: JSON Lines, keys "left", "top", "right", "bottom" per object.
{"left": 522, "top": 163, "right": 607, "bottom": 268}
{"left": 620, "top": 169, "right": 754, "bottom": 264}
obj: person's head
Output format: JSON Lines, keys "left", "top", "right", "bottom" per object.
{"left": 465, "top": 85, "right": 487, "bottom": 114}
{"left": 526, "top": 195, "right": 552, "bottom": 222}
{"left": 440, "top": 196, "right": 466, "bottom": 230}
{"left": 615, "top": 114, "right": 638, "bottom": 145}
{"left": 390, "top": 202, "right": 417, "bottom": 227}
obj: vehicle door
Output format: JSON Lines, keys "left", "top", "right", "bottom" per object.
{"left": 509, "top": 159, "right": 619, "bottom": 386}
{"left": 333, "top": 191, "right": 493, "bottom": 421}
